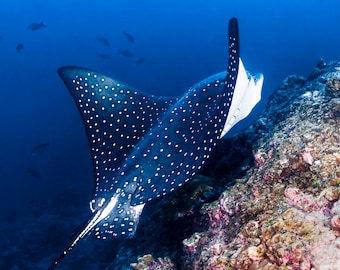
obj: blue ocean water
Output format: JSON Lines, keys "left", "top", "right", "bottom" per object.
{"left": 0, "top": 0, "right": 339, "bottom": 269}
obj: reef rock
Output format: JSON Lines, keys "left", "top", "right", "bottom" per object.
{"left": 129, "top": 61, "right": 340, "bottom": 270}
{"left": 178, "top": 60, "right": 340, "bottom": 269}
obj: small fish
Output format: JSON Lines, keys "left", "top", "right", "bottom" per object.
{"left": 122, "top": 30, "right": 134, "bottom": 43}
{"left": 16, "top": 43, "right": 23, "bottom": 53}
{"left": 27, "top": 22, "right": 46, "bottom": 31}
{"left": 48, "top": 18, "right": 263, "bottom": 269}
{"left": 32, "top": 141, "right": 49, "bottom": 156}
{"left": 96, "top": 37, "right": 110, "bottom": 47}
{"left": 0, "top": 36, "right": 3, "bottom": 41}
{"left": 136, "top": 57, "right": 146, "bottom": 64}
{"left": 27, "top": 168, "right": 41, "bottom": 179}
{"left": 96, "top": 53, "right": 112, "bottom": 60}
{"left": 118, "top": 49, "right": 133, "bottom": 57}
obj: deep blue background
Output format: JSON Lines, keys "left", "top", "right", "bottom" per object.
{"left": 0, "top": 0, "right": 340, "bottom": 267}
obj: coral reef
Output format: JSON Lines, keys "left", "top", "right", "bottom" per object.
{"left": 132, "top": 60, "right": 340, "bottom": 269}
{"left": 178, "top": 60, "right": 340, "bottom": 269}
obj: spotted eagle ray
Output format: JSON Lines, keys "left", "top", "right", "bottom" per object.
{"left": 48, "top": 17, "right": 263, "bottom": 269}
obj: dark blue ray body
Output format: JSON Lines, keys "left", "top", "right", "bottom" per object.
{"left": 48, "top": 17, "right": 240, "bottom": 269}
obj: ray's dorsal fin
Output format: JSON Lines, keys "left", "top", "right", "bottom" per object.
{"left": 58, "top": 67, "right": 178, "bottom": 196}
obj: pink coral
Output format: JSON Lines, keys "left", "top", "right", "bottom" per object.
{"left": 331, "top": 215, "right": 340, "bottom": 236}
{"left": 284, "top": 187, "right": 329, "bottom": 213}
{"left": 182, "top": 232, "right": 203, "bottom": 254}
{"left": 302, "top": 148, "right": 314, "bottom": 165}
{"left": 253, "top": 151, "right": 266, "bottom": 166}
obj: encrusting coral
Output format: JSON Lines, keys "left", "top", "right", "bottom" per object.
{"left": 129, "top": 60, "right": 340, "bottom": 269}
{"left": 179, "top": 60, "right": 340, "bottom": 269}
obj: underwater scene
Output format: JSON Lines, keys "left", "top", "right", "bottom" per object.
{"left": 1, "top": 0, "right": 340, "bottom": 269}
